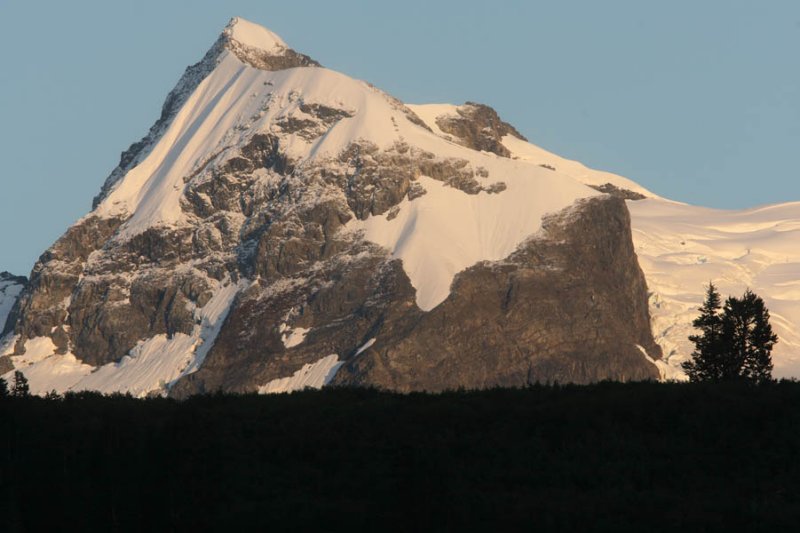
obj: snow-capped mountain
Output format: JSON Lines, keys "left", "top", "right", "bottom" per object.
{"left": 1, "top": 17, "right": 794, "bottom": 395}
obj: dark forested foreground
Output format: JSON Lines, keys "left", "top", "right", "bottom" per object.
{"left": 2, "top": 383, "right": 800, "bottom": 531}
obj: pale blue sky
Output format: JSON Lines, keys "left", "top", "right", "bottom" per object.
{"left": 1, "top": 1, "right": 798, "bottom": 275}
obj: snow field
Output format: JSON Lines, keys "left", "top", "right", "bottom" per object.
{"left": 629, "top": 199, "right": 800, "bottom": 378}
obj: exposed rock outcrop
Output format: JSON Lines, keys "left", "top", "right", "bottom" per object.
{"left": 436, "top": 102, "right": 528, "bottom": 157}
{"left": 588, "top": 183, "right": 647, "bottom": 201}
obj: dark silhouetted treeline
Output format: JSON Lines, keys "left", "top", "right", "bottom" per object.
{"left": 2, "top": 382, "right": 800, "bottom": 531}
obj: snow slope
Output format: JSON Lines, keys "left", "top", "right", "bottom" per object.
{"left": 94, "top": 54, "right": 600, "bottom": 248}
{"left": 629, "top": 199, "right": 800, "bottom": 379}
{"left": 97, "top": 50, "right": 503, "bottom": 238}
{"left": 348, "top": 173, "right": 595, "bottom": 310}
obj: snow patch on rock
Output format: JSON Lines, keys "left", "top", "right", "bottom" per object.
{"left": 71, "top": 333, "right": 200, "bottom": 397}
{"left": 354, "top": 337, "right": 376, "bottom": 356}
{"left": 258, "top": 354, "right": 343, "bottom": 394}
{"left": 280, "top": 324, "right": 310, "bottom": 349}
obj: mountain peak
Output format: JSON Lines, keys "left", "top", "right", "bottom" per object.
{"left": 223, "top": 17, "right": 288, "bottom": 54}
{"left": 218, "top": 16, "right": 320, "bottom": 72}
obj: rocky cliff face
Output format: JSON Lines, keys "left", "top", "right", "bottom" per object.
{"left": 173, "top": 195, "right": 659, "bottom": 396}
{"left": 1, "top": 18, "right": 662, "bottom": 396}
{"left": 335, "top": 196, "right": 661, "bottom": 390}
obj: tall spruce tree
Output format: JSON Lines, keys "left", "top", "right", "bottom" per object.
{"left": 683, "top": 284, "right": 777, "bottom": 383}
{"left": 721, "top": 289, "right": 777, "bottom": 384}
{"left": 0, "top": 376, "right": 8, "bottom": 398}
{"left": 683, "top": 283, "right": 724, "bottom": 381}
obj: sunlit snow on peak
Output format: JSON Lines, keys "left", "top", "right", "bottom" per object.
{"left": 225, "top": 16, "right": 288, "bottom": 53}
